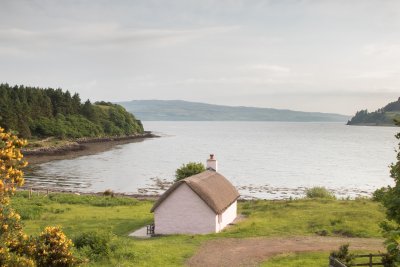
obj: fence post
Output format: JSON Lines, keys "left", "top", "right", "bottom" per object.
{"left": 29, "top": 187, "right": 32, "bottom": 199}
{"left": 369, "top": 254, "right": 372, "bottom": 267}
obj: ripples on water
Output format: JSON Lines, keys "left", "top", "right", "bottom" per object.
{"left": 25, "top": 122, "right": 399, "bottom": 199}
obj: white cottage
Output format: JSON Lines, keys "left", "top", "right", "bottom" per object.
{"left": 150, "top": 155, "right": 240, "bottom": 235}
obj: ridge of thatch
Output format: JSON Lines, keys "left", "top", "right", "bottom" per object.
{"left": 150, "top": 170, "right": 240, "bottom": 214}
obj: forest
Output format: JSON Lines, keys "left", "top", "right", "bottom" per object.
{"left": 347, "top": 97, "right": 400, "bottom": 126}
{"left": 0, "top": 83, "right": 143, "bottom": 138}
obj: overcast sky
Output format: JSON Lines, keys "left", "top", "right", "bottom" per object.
{"left": 1, "top": 0, "right": 400, "bottom": 114}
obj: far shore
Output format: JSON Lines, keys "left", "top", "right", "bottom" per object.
{"left": 23, "top": 131, "right": 159, "bottom": 165}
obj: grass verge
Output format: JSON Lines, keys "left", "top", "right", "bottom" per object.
{"left": 10, "top": 192, "right": 386, "bottom": 266}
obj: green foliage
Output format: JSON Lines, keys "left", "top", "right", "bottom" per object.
{"left": 74, "top": 231, "right": 112, "bottom": 260}
{"left": 376, "top": 131, "right": 400, "bottom": 224}
{"left": 174, "top": 162, "right": 206, "bottom": 182}
{"left": 347, "top": 97, "right": 400, "bottom": 126}
{"left": 381, "top": 230, "right": 399, "bottom": 266}
{"left": 0, "top": 83, "right": 144, "bottom": 138}
{"left": 11, "top": 192, "right": 385, "bottom": 266}
{"left": 373, "top": 124, "right": 400, "bottom": 265}
{"left": 305, "top": 187, "right": 336, "bottom": 200}
{"left": 330, "top": 244, "right": 354, "bottom": 265}
{"left": 30, "top": 115, "right": 103, "bottom": 139}
{"left": 373, "top": 187, "right": 389, "bottom": 202}
{"left": 102, "top": 190, "right": 114, "bottom": 197}
{"left": 0, "top": 130, "right": 78, "bottom": 266}
{"left": 34, "top": 226, "right": 78, "bottom": 267}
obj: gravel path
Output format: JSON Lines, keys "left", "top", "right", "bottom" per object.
{"left": 186, "top": 236, "right": 385, "bottom": 267}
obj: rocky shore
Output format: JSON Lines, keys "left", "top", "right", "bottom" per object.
{"left": 23, "top": 131, "right": 159, "bottom": 164}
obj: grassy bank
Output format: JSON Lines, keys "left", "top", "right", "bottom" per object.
{"left": 11, "top": 192, "right": 386, "bottom": 266}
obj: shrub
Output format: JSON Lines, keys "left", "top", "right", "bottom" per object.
{"left": 315, "top": 229, "right": 328, "bottom": 236}
{"left": 373, "top": 187, "right": 389, "bottom": 202}
{"left": 0, "top": 129, "right": 77, "bottom": 266}
{"left": 103, "top": 189, "right": 114, "bottom": 197}
{"left": 34, "top": 226, "right": 77, "bottom": 267}
{"left": 175, "top": 162, "right": 206, "bottom": 182}
{"left": 74, "top": 231, "right": 111, "bottom": 260}
{"left": 305, "top": 187, "right": 336, "bottom": 199}
{"left": 330, "top": 244, "right": 354, "bottom": 265}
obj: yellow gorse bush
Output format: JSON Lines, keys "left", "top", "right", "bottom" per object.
{"left": 34, "top": 226, "right": 76, "bottom": 267}
{"left": 0, "top": 127, "right": 28, "bottom": 202}
{"left": 0, "top": 127, "right": 78, "bottom": 266}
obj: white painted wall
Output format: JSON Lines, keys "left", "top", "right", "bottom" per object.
{"left": 206, "top": 158, "right": 218, "bottom": 171}
{"left": 216, "top": 201, "right": 237, "bottom": 232}
{"left": 154, "top": 184, "right": 217, "bottom": 234}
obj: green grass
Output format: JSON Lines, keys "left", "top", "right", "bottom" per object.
{"left": 10, "top": 192, "right": 386, "bottom": 266}
{"left": 261, "top": 252, "right": 330, "bottom": 267}
{"left": 226, "top": 198, "right": 385, "bottom": 238}
{"left": 12, "top": 192, "right": 151, "bottom": 236}
{"left": 261, "top": 250, "right": 385, "bottom": 267}
{"left": 305, "top": 186, "right": 336, "bottom": 200}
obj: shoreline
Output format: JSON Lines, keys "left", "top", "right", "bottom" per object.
{"left": 23, "top": 131, "right": 159, "bottom": 165}
{"left": 19, "top": 187, "right": 160, "bottom": 201}
{"left": 18, "top": 185, "right": 374, "bottom": 202}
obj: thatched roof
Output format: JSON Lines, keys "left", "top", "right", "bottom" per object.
{"left": 150, "top": 170, "right": 240, "bottom": 214}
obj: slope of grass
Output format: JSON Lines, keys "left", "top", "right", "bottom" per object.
{"left": 10, "top": 192, "right": 386, "bottom": 266}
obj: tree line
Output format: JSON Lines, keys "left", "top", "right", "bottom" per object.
{"left": 0, "top": 83, "right": 143, "bottom": 138}
{"left": 347, "top": 97, "right": 400, "bottom": 125}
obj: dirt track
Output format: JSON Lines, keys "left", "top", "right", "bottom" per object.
{"left": 186, "top": 236, "right": 385, "bottom": 267}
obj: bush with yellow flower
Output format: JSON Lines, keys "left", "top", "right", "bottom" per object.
{"left": 0, "top": 127, "right": 78, "bottom": 266}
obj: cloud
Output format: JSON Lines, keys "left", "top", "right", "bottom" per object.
{"left": 362, "top": 43, "right": 400, "bottom": 58}
{"left": 354, "top": 70, "right": 400, "bottom": 79}
{"left": 0, "top": 24, "right": 239, "bottom": 50}
{"left": 243, "top": 64, "right": 291, "bottom": 73}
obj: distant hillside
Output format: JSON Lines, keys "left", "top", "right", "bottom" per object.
{"left": 347, "top": 97, "right": 400, "bottom": 126}
{"left": 118, "top": 100, "right": 350, "bottom": 122}
{"left": 0, "top": 84, "right": 144, "bottom": 138}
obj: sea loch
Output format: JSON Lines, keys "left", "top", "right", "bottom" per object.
{"left": 25, "top": 121, "right": 399, "bottom": 199}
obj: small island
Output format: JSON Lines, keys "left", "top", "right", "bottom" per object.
{"left": 347, "top": 97, "right": 400, "bottom": 126}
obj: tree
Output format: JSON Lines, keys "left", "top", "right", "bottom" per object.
{"left": 377, "top": 120, "right": 400, "bottom": 222}
{"left": 374, "top": 120, "right": 400, "bottom": 265}
{"left": 174, "top": 162, "right": 206, "bottom": 182}
{"left": 0, "top": 83, "right": 144, "bottom": 139}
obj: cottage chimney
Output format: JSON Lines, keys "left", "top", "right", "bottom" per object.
{"left": 206, "top": 154, "right": 218, "bottom": 172}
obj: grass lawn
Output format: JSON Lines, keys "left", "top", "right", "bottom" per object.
{"left": 10, "top": 192, "right": 387, "bottom": 266}
{"left": 261, "top": 252, "right": 330, "bottom": 267}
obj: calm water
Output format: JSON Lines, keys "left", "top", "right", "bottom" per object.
{"left": 25, "top": 122, "right": 399, "bottom": 199}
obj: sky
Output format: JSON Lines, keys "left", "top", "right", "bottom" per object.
{"left": 1, "top": 0, "right": 400, "bottom": 115}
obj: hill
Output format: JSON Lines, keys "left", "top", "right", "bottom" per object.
{"left": 347, "top": 97, "right": 400, "bottom": 126}
{"left": 118, "top": 100, "right": 350, "bottom": 122}
{"left": 0, "top": 84, "right": 144, "bottom": 138}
